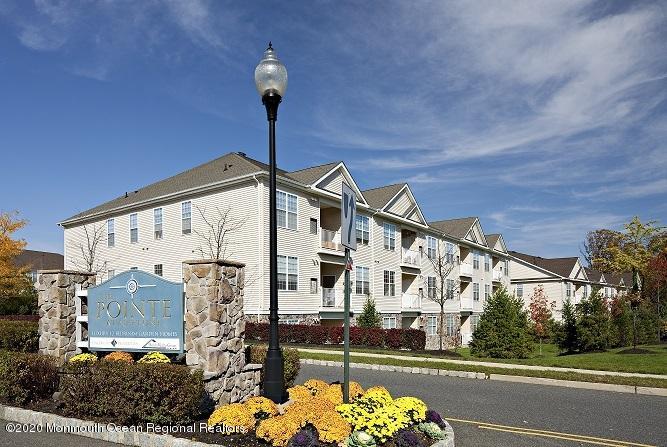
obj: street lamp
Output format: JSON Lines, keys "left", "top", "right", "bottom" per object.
{"left": 255, "top": 42, "right": 288, "bottom": 404}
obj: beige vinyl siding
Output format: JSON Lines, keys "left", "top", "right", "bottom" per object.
{"left": 509, "top": 258, "right": 553, "bottom": 280}
{"left": 372, "top": 217, "right": 401, "bottom": 313}
{"left": 420, "top": 234, "right": 461, "bottom": 314}
{"left": 406, "top": 208, "right": 423, "bottom": 224}
{"left": 351, "top": 212, "right": 375, "bottom": 312}
{"left": 318, "top": 170, "right": 345, "bottom": 195}
{"left": 386, "top": 190, "right": 413, "bottom": 216}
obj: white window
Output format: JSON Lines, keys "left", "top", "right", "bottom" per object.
{"left": 566, "top": 282, "right": 572, "bottom": 298}
{"left": 516, "top": 284, "right": 523, "bottom": 297}
{"left": 426, "top": 236, "right": 437, "bottom": 259}
{"left": 427, "top": 276, "right": 436, "bottom": 299}
{"left": 484, "top": 253, "right": 490, "bottom": 272}
{"left": 446, "top": 242, "right": 455, "bottom": 264}
{"left": 154, "top": 264, "right": 163, "bottom": 276}
{"left": 277, "top": 190, "right": 297, "bottom": 230}
{"left": 426, "top": 315, "right": 437, "bottom": 336}
{"left": 355, "top": 266, "right": 370, "bottom": 295}
{"left": 504, "top": 259, "right": 510, "bottom": 276}
{"left": 383, "top": 223, "right": 396, "bottom": 250}
{"left": 154, "top": 208, "right": 163, "bottom": 240}
{"left": 473, "top": 283, "right": 480, "bottom": 301}
{"left": 129, "top": 213, "right": 138, "bottom": 243}
{"left": 356, "top": 215, "right": 370, "bottom": 245}
{"left": 605, "top": 287, "right": 610, "bottom": 298}
{"left": 583, "top": 285, "right": 589, "bottom": 299}
{"left": 107, "top": 269, "right": 115, "bottom": 279}
{"left": 471, "top": 315, "right": 480, "bottom": 333}
{"left": 182, "top": 201, "right": 192, "bottom": 235}
{"left": 473, "top": 251, "right": 480, "bottom": 269}
{"left": 446, "top": 279, "right": 455, "bottom": 299}
{"left": 484, "top": 284, "right": 490, "bottom": 301}
{"left": 107, "top": 219, "right": 115, "bottom": 247}
{"left": 277, "top": 255, "right": 298, "bottom": 291}
{"left": 446, "top": 314, "right": 456, "bottom": 336}
{"left": 383, "top": 270, "right": 395, "bottom": 296}
{"left": 382, "top": 316, "right": 397, "bottom": 329}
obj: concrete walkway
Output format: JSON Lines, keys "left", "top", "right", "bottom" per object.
{"left": 296, "top": 348, "right": 667, "bottom": 380}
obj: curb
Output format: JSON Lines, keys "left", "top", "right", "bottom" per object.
{"left": 300, "top": 359, "right": 667, "bottom": 397}
{"left": 0, "top": 405, "right": 214, "bottom": 447}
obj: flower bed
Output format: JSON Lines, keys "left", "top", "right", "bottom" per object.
{"left": 204, "top": 379, "right": 450, "bottom": 447}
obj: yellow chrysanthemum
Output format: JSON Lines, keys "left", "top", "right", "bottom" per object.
{"left": 244, "top": 396, "right": 279, "bottom": 419}
{"left": 207, "top": 403, "right": 255, "bottom": 432}
{"left": 287, "top": 385, "right": 313, "bottom": 402}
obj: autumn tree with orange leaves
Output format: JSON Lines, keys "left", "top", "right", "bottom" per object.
{"left": 0, "top": 211, "right": 31, "bottom": 297}
{"left": 529, "top": 285, "right": 552, "bottom": 356}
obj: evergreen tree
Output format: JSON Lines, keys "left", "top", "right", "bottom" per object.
{"left": 575, "top": 289, "right": 610, "bottom": 352}
{"left": 357, "top": 296, "right": 381, "bottom": 328}
{"left": 469, "top": 286, "right": 533, "bottom": 359}
{"left": 557, "top": 298, "right": 578, "bottom": 353}
{"left": 609, "top": 295, "right": 633, "bottom": 347}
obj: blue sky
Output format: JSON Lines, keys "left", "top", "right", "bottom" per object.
{"left": 1, "top": 0, "right": 666, "bottom": 258}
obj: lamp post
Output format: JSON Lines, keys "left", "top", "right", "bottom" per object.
{"left": 255, "top": 42, "right": 288, "bottom": 404}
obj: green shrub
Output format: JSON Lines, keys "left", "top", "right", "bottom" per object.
{"left": 357, "top": 297, "right": 382, "bottom": 328}
{"left": 0, "top": 294, "right": 37, "bottom": 316}
{"left": 470, "top": 286, "right": 533, "bottom": 359}
{"left": 575, "top": 290, "right": 610, "bottom": 352}
{"left": 0, "top": 351, "right": 59, "bottom": 405}
{"left": 60, "top": 361, "right": 205, "bottom": 425}
{"left": 247, "top": 344, "right": 300, "bottom": 389}
{"left": 0, "top": 320, "right": 38, "bottom": 352}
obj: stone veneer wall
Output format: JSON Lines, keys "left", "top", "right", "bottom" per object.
{"left": 422, "top": 314, "right": 462, "bottom": 350}
{"left": 183, "top": 259, "right": 261, "bottom": 406}
{"left": 37, "top": 270, "right": 96, "bottom": 364}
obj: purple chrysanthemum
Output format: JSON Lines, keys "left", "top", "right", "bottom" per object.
{"left": 426, "top": 410, "right": 446, "bottom": 429}
{"left": 395, "top": 429, "right": 425, "bottom": 447}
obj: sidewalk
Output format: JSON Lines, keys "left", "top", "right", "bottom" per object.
{"left": 296, "top": 348, "right": 667, "bottom": 380}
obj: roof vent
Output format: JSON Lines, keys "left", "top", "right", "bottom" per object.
{"left": 237, "top": 151, "right": 246, "bottom": 157}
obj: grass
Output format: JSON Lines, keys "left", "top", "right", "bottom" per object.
{"left": 300, "top": 351, "right": 667, "bottom": 389}
{"left": 280, "top": 342, "right": 667, "bottom": 375}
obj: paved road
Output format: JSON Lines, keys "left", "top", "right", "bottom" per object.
{"left": 297, "top": 364, "right": 667, "bottom": 447}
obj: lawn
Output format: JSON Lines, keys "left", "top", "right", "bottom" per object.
{"left": 278, "top": 342, "right": 667, "bottom": 375}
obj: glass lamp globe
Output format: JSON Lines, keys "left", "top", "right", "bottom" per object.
{"left": 254, "top": 43, "right": 288, "bottom": 97}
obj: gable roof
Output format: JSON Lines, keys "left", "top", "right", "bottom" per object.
{"left": 584, "top": 268, "right": 605, "bottom": 283}
{"left": 486, "top": 233, "right": 508, "bottom": 253}
{"left": 509, "top": 251, "right": 581, "bottom": 278}
{"left": 361, "top": 183, "right": 406, "bottom": 209}
{"left": 428, "top": 217, "right": 478, "bottom": 240}
{"left": 14, "top": 250, "right": 64, "bottom": 271}
{"left": 62, "top": 152, "right": 274, "bottom": 224}
{"left": 286, "top": 161, "right": 341, "bottom": 184}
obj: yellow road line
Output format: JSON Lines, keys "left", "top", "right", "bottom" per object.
{"left": 446, "top": 417, "right": 656, "bottom": 447}
{"left": 479, "top": 425, "right": 628, "bottom": 447}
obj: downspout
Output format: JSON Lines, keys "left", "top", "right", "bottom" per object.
{"left": 254, "top": 175, "right": 264, "bottom": 317}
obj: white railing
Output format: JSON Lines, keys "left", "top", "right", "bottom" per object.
{"left": 322, "top": 288, "right": 339, "bottom": 307}
{"left": 460, "top": 262, "right": 473, "bottom": 277}
{"left": 493, "top": 270, "right": 502, "bottom": 281}
{"left": 401, "top": 248, "right": 420, "bottom": 266}
{"left": 460, "top": 294, "right": 473, "bottom": 311}
{"left": 401, "top": 293, "right": 422, "bottom": 309}
{"left": 320, "top": 228, "right": 343, "bottom": 251}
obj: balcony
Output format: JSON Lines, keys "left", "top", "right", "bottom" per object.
{"left": 319, "top": 228, "right": 344, "bottom": 255}
{"left": 321, "top": 288, "right": 341, "bottom": 308}
{"left": 401, "top": 293, "right": 422, "bottom": 309}
{"left": 459, "top": 262, "right": 473, "bottom": 278}
{"left": 493, "top": 270, "right": 502, "bottom": 282}
{"left": 460, "top": 294, "right": 473, "bottom": 314}
{"left": 401, "top": 248, "right": 420, "bottom": 269}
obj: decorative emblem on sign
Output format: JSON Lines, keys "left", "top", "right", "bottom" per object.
{"left": 126, "top": 278, "right": 139, "bottom": 295}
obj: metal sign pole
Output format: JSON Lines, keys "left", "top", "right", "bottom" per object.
{"left": 343, "top": 247, "right": 351, "bottom": 404}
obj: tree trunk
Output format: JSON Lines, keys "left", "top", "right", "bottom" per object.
{"left": 539, "top": 337, "right": 542, "bottom": 356}
{"left": 439, "top": 305, "right": 445, "bottom": 352}
{"left": 632, "top": 308, "right": 638, "bottom": 350}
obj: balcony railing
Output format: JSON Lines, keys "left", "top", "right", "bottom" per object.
{"left": 401, "top": 293, "right": 422, "bottom": 309}
{"left": 459, "top": 262, "right": 473, "bottom": 277}
{"left": 460, "top": 294, "right": 473, "bottom": 311}
{"left": 320, "top": 229, "right": 343, "bottom": 252}
{"left": 401, "top": 248, "right": 420, "bottom": 266}
{"left": 321, "top": 288, "right": 340, "bottom": 307}
{"left": 493, "top": 270, "right": 502, "bottom": 282}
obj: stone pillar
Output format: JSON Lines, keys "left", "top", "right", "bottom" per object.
{"left": 183, "top": 259, "right": 261, "bottom": 406}
{"left": 37, "top": 270, "right": 96, "bottom": 364}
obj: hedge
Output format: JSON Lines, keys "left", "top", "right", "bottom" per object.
{"left": 246, "top": 323, "right": 426, "bottom": 351}
{"left": 0, "top": 351, "right": 59, "bottom": 405}
{"left": 0, "top": 295, "right": 37, "bottom": 316}
{"left": 247, "top": 344, "right": 301, "bottom": 388}
{"left": 0, "top": 320, "right": 39, "bottom": 352}
{"left": 61, "top": 362, "right": 205, "bottom": 425}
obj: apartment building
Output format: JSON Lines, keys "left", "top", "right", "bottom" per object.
{"left": 509, "top": 250, "right": 629, "bottom": 319}
{"left": 61, "top": 151, "right": 510, "bottom": 348}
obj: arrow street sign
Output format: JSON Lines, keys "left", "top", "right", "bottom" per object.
{"left": 341, "top": 182, "right": 357, "bottom": 251}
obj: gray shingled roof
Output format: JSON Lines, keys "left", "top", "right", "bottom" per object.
{"left": 361, "top": 183, "right": 406, "bottom": 209}
{"left": 486, "top": 234, "right": 501, "bottom": 248}
{"left": 428, "top": 217, "right": 478, "bottom": 239}
{"left": 14, "top": 250, "right": 63, "bottom": 271}
{"left": 286, "top": 161, "right": 341, "bottom": 185}
{"left": 510, "top": 251, "right": 580, "bottom": 278}
{"left": 584, "top": 267, "right": 604, "bottom": 283}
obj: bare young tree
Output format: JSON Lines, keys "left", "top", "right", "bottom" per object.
{"left": 193, "top": 205, "right": 247, "bottom": 260}
{"left": 71, "top": 223, "right": 107, "bottom": 274}
{"left": 423, "top": 243, "right": 459, "bottom": 351}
